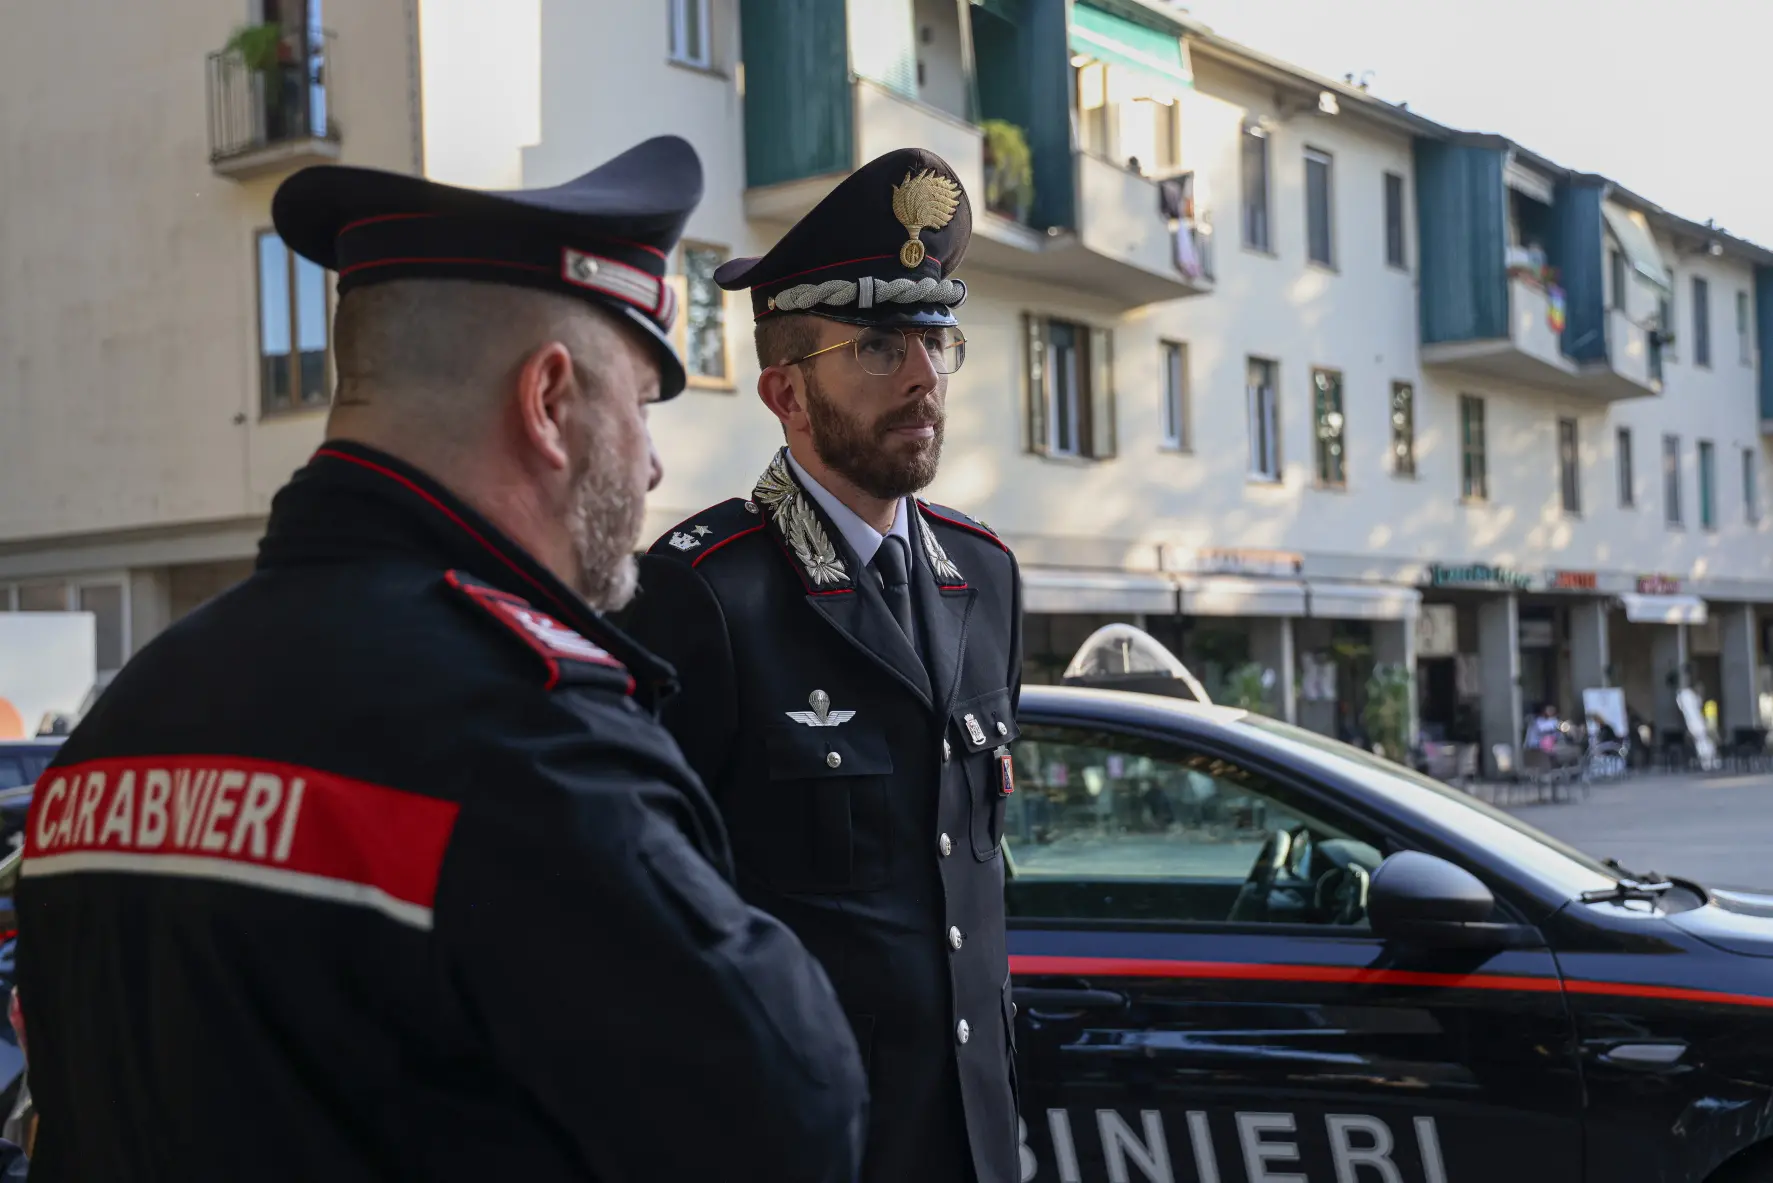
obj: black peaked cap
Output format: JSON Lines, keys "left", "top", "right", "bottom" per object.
{"left": 716, "top": 147, "right": 972, "bottom": 329}
{"left": 271, "top": 135, "right": 704, "bottom": 398}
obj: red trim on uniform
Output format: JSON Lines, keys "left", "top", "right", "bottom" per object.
{"left": 1008, "top": 954, "right": 1773, "bottom": 1011}
{"left": 445, "top": 572, "right": 631, "bottom": 694}
{"left": 689, "top": 523, "right": 767, "bottom": 568}
{"left": 769, "top": 534, "right": 855, "bottom": 597}
{"left": 919, "top": 503, "right": 1007, "bottom": 552}
{"left": 339, "top": 212, "right": 441, "bottom": 234}
{"left": 317, "top": 449, "right": 560, "bottom": 609}
{"left": 23, "top": 755, "right": 460, "bottom": 924}
{"left": 338, "top": 256, "right": 555, "bottom": 279}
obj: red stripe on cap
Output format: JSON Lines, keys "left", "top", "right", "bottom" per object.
{"left": 23, "top": 756, "right": 459, "bottom": 924}
{"left": 337, "top": 256, "right": 555, "bottom": 279}
{"left": 1008, "top": 954, "right": 1773, "bottom": 1011}
{"left": 338, "top": 212, "right": 442, "bottom": 234}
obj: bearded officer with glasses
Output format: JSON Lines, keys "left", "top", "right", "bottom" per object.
{"left": 619, "top": 148, "right": 1023, "bottom": 1183}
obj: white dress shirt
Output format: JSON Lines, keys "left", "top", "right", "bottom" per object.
{"left": 785, "top": 448, "right": 911, "bottom": 573}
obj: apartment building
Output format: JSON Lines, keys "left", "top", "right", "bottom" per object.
{"left": 3, "top": 0, "right": 1770, "bottom": 768}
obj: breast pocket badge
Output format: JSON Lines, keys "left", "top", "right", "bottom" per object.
{"left": 786, "top": 689, "right": 855, "bottom": 727}
{"left": 995, "top": 745, "right": 1015, "bottom": 796}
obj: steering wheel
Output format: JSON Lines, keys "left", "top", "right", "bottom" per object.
{"left": 1226, "top": 828, "right": 1294, "bottom": 922}
{"left": 1312, "top": 864, "right": 1372, "bottom": 925}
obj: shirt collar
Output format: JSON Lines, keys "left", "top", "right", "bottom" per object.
{"left": 784, "top": 447, "right": 910, "bottom": 567}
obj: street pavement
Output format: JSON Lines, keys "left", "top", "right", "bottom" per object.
{"left": 1505, "top": 770, "right": 1773, "bottom": 892}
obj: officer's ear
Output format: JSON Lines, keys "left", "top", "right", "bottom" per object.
{"left": 513, "top": 340, "right": 578, "bottom": 473}
{"left": 757, "top": 362, "right": 810, "bottom": 436}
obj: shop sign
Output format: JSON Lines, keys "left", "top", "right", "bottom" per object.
{"left": 1637, "top": 574, "right": 1681, "bottom": 595}
{"left": 1546, "top": 570, "right": 1597, "bottom": 591}
{"left": 1424, "top": 562, "right": 1533, "bottom": 590}
{"left": 1173, "top": 547, "right": 1303, "bottom": 578}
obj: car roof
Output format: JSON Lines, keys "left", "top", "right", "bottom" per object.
{"left": 1017, "top": 684, "right": 1619, "bottom": 907}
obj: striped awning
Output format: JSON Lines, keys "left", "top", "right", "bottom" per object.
{"left": 1070, "top": 3, "right": 1192, "bottom": 96}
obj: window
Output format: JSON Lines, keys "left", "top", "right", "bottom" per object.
{"left": 0, "top": 577, "right": 130, "bottom": 675}
{"left": 1390, "top": 381, "right": 1415, "bottom": 476}
{"left": 679, "top": 241, "right": 729, "bottom": 387}
{"left": 1658, "top": 293, "right": 1676, "bottom": 360}
{"left": 1312, "top": 368, "right": 1346, "bottom": 487}
{"left": 1459, "top": 395, "right": 1487, "bottom": 501}
{"left": 1557, "top": 418, "right": 1580, "bottom": 515}
{"left": 1304, "top": 147, "right": 1334, "bottom": 267}
{"left": 1693, "top": 276, "right": 1711, "bottom": 368}
{"left": 1745, "top": 448, "right": 1760, "bottom": 524}
{"left": 1610, "top": 249, "right": 1628, "bottom": 313}
{"left": 1160, "top": 341, "right": 1189, "bottom": 450}
{"left": 1739, "top": 290, "right": 1754, "bottom": 365}
{"left": 1240, "top": 126, "right": 1270, "bottom": 252}
{"left": 1154, "top": 98, "right": 1181, "bottom": 173}
{"left": 1664, "top": 434, "right": 1683, "bottom": 526}
{"left": 1617, "top": 427, "right": 1635, "bottom": 508}
{"left": 1003, "top": 724, "right": 1387, "bottom": 927}
{"left": 1246, "top": 356, "right": 1280, "bottom": 481}
{"left": 1025, "top": 315, "right": 1114, "bottom": 460}
{"left": 1076, "top": 63, "right": 1111, "bottom": 158}
{"left": 1383, "top": 172, "right": 1406, "bottom": 269}
{"left": 256, "top": 230, "right": 330, "bottom": 416}
{"left": 667, "top": 0, "right": 711, "bottom": 68}
{"left": 1699, "top": 440, "right": 1717, "bottom": 530}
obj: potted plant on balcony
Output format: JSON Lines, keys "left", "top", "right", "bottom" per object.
{"left": 981, "top": 119, "right": 1034, "bottom": 224}
{"left": 225, "top": 22, "right": 293, "bottom": 140}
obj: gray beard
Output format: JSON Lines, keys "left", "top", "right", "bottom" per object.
{"left": 568, "top": 456, "right": 644, "bottom": 612}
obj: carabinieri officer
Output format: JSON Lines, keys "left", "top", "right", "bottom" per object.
{"left": 620, "top": 148, "right": 1024, "bottom": 1183}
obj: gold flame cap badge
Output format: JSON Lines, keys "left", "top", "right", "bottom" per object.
{"left": 891, "top": 169, "right": 962, "bottom": 269}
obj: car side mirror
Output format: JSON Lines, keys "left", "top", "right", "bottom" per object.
{"left": 1368, "top": 851, "right": 1519, "bottom": 948}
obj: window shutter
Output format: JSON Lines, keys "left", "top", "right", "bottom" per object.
{"left": 1088, "top": 325, "right": 1116, "bottom": 459}
{"left": 1024, "top": 313, "right": 1048, "bottom": 454}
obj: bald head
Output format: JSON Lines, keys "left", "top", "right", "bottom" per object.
{"left": 323, "top": 278, "right": 665, "bottom": 609}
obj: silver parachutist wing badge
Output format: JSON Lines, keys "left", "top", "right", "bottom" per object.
{"left": 786, "top": 689, "right": 856, "bottom": 727}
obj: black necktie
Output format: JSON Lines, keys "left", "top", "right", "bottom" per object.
{"left": 871, "top": 535, "right": 918, "bottom": 651}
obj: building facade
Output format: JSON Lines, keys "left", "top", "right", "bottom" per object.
{"left": 3, "top": 0, "right": 1770, "bottom": 768}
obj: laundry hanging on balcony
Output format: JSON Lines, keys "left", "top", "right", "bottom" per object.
{"left": 1069, "top": 3, "right": 1193, "bottom": 99}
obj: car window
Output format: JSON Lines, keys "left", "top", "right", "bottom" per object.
{"left": 0, "top": 751, "right": 52, "bottom": 793}
{"left": 1006, "top": 724, "right": 1385, "bottom": 928}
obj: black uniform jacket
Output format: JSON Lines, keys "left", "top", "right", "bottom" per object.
{"left": 620, "top": 449, "right": 1024, "bottom": 1183}
{"left": 15, "top": 442, "right": 866, "bottom": 1183}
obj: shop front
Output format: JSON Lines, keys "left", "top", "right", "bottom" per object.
{"left": 1414, "top": 561, "right": 1534, "bottom": 777}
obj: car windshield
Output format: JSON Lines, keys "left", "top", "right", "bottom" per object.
{"left": 1235, "top": 714, "right": 1621, "bottom": 898}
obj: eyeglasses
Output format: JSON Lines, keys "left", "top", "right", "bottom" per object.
{"left": 784, "top": 325, "right": 968, "bottom": 377}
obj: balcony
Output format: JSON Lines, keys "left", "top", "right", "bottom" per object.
{"left": 1416, "top": 143, "right": 1661, "bottom": 402}
{"left": 744, "top": 78, "right": 985, "bottom": 226}
{"left": 967, "top": 155, "right": 1213, "bottom": 308}
{"left": 206, "top": 26, "right": 340, "bottom": 180}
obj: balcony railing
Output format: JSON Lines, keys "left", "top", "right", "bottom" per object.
{"left": 206, "top": 28, "right": 340, "bottom": 178}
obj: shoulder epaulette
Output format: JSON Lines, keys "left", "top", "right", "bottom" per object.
{"left": 646, "top": 498, "right": 768, "bottom": 566}
{"left": 918, "top": 501, "right": 1007, "bottom": 551}
{"left": 442, "top": 571, "right": 635, "bottom": 695}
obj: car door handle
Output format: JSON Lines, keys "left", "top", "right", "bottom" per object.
{"left": 1012, "top": 986, "right": 1127, "bottom": 1016}
{"left": 1594, "top": 1040, "right": 1688, "bottom": 1070}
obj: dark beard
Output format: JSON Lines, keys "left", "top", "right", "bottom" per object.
{"left": 803, "top": 368, "right": 944, "bottom": 500}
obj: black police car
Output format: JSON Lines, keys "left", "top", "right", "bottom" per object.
{"left": 1006, "top": 683, "right": 1773, "bottom": 1183}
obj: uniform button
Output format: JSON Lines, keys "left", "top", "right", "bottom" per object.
{"left": 948, "top": 925, "right": 964, "bottom": 950}
{"left": 826, "top": 751, "right": 842, "bottom": 769}
{"left": 997, "top": 720, "right": 1009, "bottom": 736}
{"left": 956, "top": 1019, "right": 971, "bottom": 1044}
{"left": 939, "top": 833, "right": 953, "bottom": 857}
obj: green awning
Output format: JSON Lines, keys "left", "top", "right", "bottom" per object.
{"left": 1602, "top": 201, "right": 1672, "bottom": 294}
{"left": 1070, "top": 3, "right": 1192, "bottom": 96}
